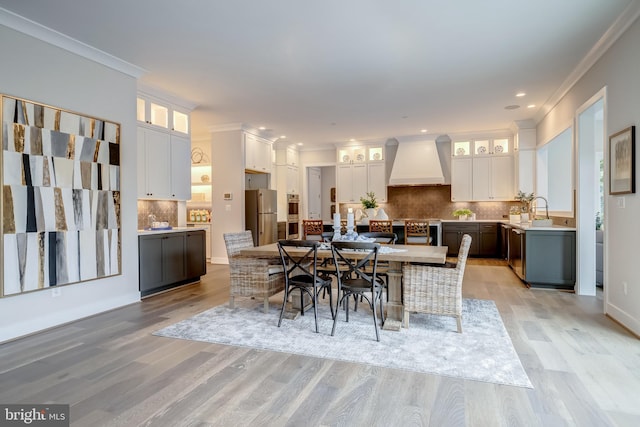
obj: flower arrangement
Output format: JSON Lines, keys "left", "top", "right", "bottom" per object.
{"left": 515, "top": 191, "right": 535, "bottom": 213}
{"left": 360, "top": 191, "right": 378, "bottom": 209}
{"left": 452, "top": 208, "right": 473, "bottom": 218}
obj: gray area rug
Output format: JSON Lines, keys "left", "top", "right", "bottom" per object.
{"left": 153, "top": 298, "right": 532, "bottom": 388}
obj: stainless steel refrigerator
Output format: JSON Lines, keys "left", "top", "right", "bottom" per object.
{"left": 245, "top": 189, "right": 278, "bottom": 246}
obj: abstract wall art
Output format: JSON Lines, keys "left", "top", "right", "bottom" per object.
{"left": 1, "top": 95, "right": 121, "bottom": 297}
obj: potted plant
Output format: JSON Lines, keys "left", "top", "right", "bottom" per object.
{"left": 515, "top": 191, "right": 535, "bottom": 222}
{"left": 452, "top": 208, "right": 473, "bottom": 221}
{"left": 360, "top": 191, "right": 378, "bottom": 219}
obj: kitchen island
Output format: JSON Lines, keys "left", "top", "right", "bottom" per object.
{"left": 138, "top": 227, "right": 208, "bottom": 297}
{"left": 502, "top": 221, "right": 576, "bottom": 290}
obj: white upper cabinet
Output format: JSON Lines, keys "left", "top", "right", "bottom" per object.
{"left": 451, "top": 157, "right": 473, "bottom": 201}
{"left": 337, "top": 163, "right": 367, "bottom": 203}
{"left": 451, "top": 137, "right": 514, "bottom": 201}
{"left": 336, "top": 144, "right": 387, "bottom": 203}
{"left": 137, "top": 90, "right": 195, "bottom": 200}
{"left": 245, "top": 133, "right": 272, "bottom": 173}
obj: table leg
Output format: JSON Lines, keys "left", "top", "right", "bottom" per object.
{"left": 382, "top": 261, "right": 403, "bottom": 331}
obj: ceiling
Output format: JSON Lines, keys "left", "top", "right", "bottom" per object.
{"left": 0, "top": 0, "right": 635, "bottom": 148}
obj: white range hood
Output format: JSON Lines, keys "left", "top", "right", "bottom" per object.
{"left": 388, "top": 140, "right": 445, "bottom": 186}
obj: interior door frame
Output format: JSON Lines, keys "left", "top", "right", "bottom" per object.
{"left": 303, "top": 162, "right": 337, "bottom": 220}
{"left": 575, "top": 86, "right": 607, "bottom": 301}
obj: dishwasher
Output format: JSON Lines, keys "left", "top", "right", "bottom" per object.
{"left": 508, "top": 227, "right": 525, "bottom": 280}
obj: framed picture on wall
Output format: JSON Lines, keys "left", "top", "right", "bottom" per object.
{"left": 1, "top": 94, "right": 121, "bottom": 297}
{"left": 609, "top": 125, "right": 635, "bottom": 195}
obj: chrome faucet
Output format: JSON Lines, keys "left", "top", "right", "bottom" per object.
{"left": 531, "top": 196, "right": 549, "bottom": 219}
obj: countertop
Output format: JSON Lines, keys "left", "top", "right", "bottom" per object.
{"left": 138, "top": 226, "right": 209, "bottom": 235}
{"left": 318, "top": 218, "right": 575, "bottom": 231}
{"left": 503, "top": 221, "right": 576, "bottom": 232}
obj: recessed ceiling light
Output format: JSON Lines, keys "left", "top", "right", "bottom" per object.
{"left": 420, "top": 129, "right": 427, "bottom": 133}
{"left": 349, "top": 138, "right": 356, "bottom": 142}
{"left": 258, "top": 126, "right": 266, "bottom": 130}
{"left": 504, "top": 105, "right": 520, "bottom": 110}
{"left": 280, "top": 135, "right": 287, "bottom": 139}
{"left": 527, "top": 104, "right": 536, "bottom": 109}
{"left": 516, "top": 92, "right": 526, "bottom": 97}
{"left": 297, "top": 142, "right": 303, "bottom": 146}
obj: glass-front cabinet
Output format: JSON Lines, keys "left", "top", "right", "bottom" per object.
{"left": 137, "top": 94, "right": 190, "bottom": 136}
{"left": 473, "top": 138, "right": 509, "bottom": 156}
{"left": 337, "top": 146, "right": 366, "bottom": 164}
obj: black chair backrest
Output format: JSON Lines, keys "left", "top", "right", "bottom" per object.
{"left": 331, "top": 241, "right": 380, "bottom": 282}
{"left": 277, "top": 239, "right": 319, "bottom": 280}
{"left": 359, "top": 231, "right": 397, "bottom": 244}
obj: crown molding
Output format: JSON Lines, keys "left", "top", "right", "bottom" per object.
{"left": 137, "top": 83, "right": 198, "bottom": 111}
{"left": 534, "top": 1, "right": 640, "bottom": 124}
{"left": 0, "top": 7, "right": 145, "bottom": 78}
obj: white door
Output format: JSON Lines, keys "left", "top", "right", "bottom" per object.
{"left": 307, "top": 167, "right": 322, "bottom": 219}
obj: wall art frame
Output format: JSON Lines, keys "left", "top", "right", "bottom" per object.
{"left": 609, "top": 125, "right": 635, "bottom": 195}
{"left": 1, "top": 94, "right": 121, "bottom": 297}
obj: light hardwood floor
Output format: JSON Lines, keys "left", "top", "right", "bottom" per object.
{"left": 1, "top": 262, "right": 639, "bottom": 426}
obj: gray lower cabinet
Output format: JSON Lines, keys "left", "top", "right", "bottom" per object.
{"left": 442, "top": 222, "right": 480, "bottom": 257}
{"left": 139, "top": 230, "right": 206, "bottom": 297}
{"left": 478, "top": 223, "right": 498, "bottom": 257}
{"left": 524, "top": 230, "right": 575, "bottom": 289}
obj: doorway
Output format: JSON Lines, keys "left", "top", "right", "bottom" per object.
{"left": 307, "top": 168, "right": 321, "bottom": 219}
{"left": 576, "top": 88, "right": 606, "bottom": 297}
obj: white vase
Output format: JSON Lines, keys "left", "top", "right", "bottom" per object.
{"left": 375, "top": 208, "right": 388, "bottom": 220}
{"left": 365, "top": 208, "right": 376, "bottom": 219}
{"left": 458, "top": 214, "right": 468, "bottom": 221}
{"left": 520, "top": 213, "right": 529, "bottom": 223}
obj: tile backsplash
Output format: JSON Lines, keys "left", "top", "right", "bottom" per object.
{"left": 342, "top": 185, "right": 516, "bottom": 220}
{"left": 137, "top": 200, "right": 178, "bottom": 229}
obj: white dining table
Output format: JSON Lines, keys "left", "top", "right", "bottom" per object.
{"left": 240, "top": 243, "right": 448, "bottom": 331}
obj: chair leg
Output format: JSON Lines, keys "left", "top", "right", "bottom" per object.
{"left": 456, "top": 316, "right": 462, "bottom": 333}
{"left": 313, "top": 287, "right": 319, "bottom": 333}
{"left": 264, "top": 297, "right": 269, "bottom": 314}
{"left": 372, "top": 291, "right": 380, "bottom": 342}
{"left": 278, "top": 286, "right": 289, "bottom": 327}
{"left": 331, "top": 294, "right": 345, "bottom": 336}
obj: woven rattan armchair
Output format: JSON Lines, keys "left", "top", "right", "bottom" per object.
{"left": 402, "top": 234, "right": 472, "bottom": 332}
{"left": 223, "top": 231, "right": 285, "bottom": 313}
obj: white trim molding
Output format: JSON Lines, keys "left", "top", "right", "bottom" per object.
{"left": 0, "top": 7, "right": 146, "bottom": 78}
{"left": 535, "top": 1, "right": 640, "bottom": 124}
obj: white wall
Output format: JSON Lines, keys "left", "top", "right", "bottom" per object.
{"left": 210, "top": 130, "right": 246, "bottom": 263}
{"left": 537, "top": 17, "right": 640, "bottom": 335}
{"left": 0, "top": 26, "right": 139, "bottom": 342}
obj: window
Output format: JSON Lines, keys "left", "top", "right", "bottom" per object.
{"left": 536, "top": 127, "right": 573, "bottom": 216}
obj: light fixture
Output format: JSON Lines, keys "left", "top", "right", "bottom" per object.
{"left": 420, "top": 129, "right": 427, "bottom": 133}
{"left": 280, "top": 135, "right": 287, "bottom": 139}
{"left": 527, "top": 104, "right": 536, "bottom": 109}
{"left": 297, "top": 142, "right": 303, "bottom": 146}
{"left": 516, "top": 92, "right": 526, "bottom": 97}
{"left": 349, "top": 138, "right": 356, "bottom": 142}
{"left": 258, "top": 126, "right": 266, "bottom": 130}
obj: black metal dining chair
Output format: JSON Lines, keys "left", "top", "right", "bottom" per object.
{"left": 277, "top": 239, "right": 334, "bottom": 333}
{"left": 330, "top": 241, "right": 384, "bottom": 341}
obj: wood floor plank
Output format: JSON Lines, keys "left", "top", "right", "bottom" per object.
{"left": 1, "top": 263, "right": 638, "bottom": 426}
